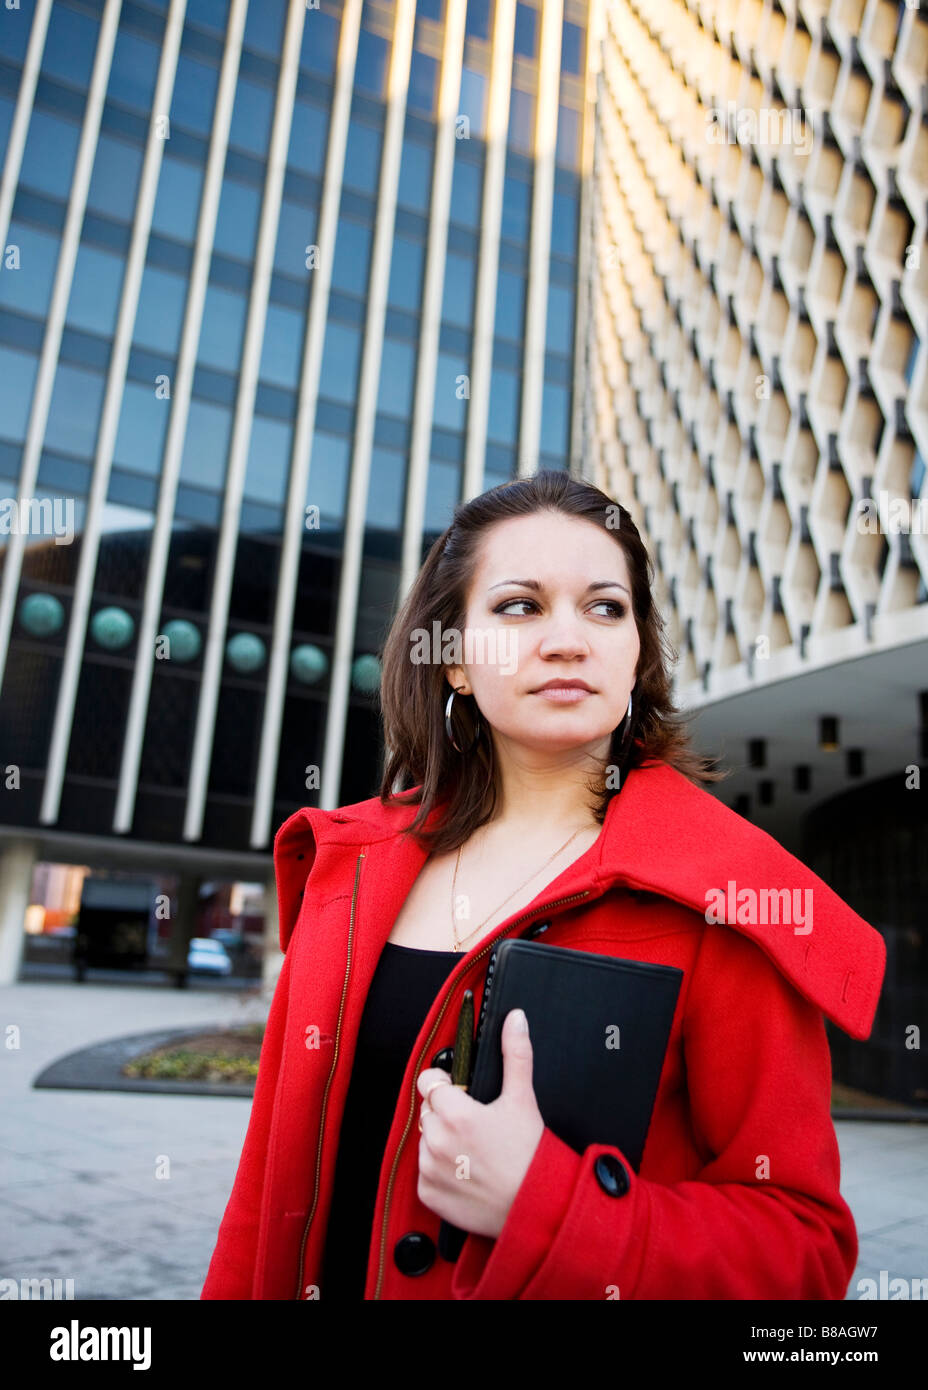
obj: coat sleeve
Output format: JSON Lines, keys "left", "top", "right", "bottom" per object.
{"left": 450, "top": 921, "right": 860, "bottom": 1300}
{"left": 200, "top": 943, "right": 293, "bottom": 1300}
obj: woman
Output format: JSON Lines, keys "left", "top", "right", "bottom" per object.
{"left": 201, "top": 470, "right": 885, "bottom": 1300}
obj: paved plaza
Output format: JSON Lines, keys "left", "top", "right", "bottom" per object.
{"left": 1, "top": 980, "right": 925, "bottom": 1300}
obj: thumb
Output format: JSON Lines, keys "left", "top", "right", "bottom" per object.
{"left": 499, "top": 1008, "right": 535, "bottom": 1101}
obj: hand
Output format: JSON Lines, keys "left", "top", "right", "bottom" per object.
{"left": 416, "top": 1007, "right": 546, "bottom": 1240}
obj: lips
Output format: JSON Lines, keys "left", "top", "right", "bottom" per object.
{"left": 533, "top": 681, "right": 594, "bottom": 692}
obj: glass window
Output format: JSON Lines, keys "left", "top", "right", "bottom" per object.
{"left": 171, "top": 52, "right": 220, "bottom": 135}
{"left": 355, "top": 29, "right": 390, "bottom": 96}
{"left": 0, "top": 96, "right": 14, "bottom": 159}
{"left": 244, "top": 415, "right": 291, "bottom": 505}
{"left": 318, "top": 321, "right": 361, "bottom": 405}
{"left": 113, "top": 380, "right": 170, "bottom": 475}
{"left": 366, "top": 447, "right": 405, "bottom": 529}
{"left": 450, "top": 152, "right": 481, "bottom": 228}
{"left": 20, "top": 109, "right": 80, "bottom": 199}
{"left": 488, "top": 368, "right": 519, "bottom": 444}
{"left": 197, "top": 283, "right": 247, "bottom": 372}
{"left": 331, "top": 216, "right": 372, "bottom": 296}
{"left": 546, "top": 282, "right": 573, "bottom": 355}
{"left": 514, "top": 4, "right": 537, "bottom": 59}
{"left": 387, "top": 235, "right": 425, "bottom": 311}
{"left": 98, "top": 499, "right": 155, "bottom": 542}
{"left": 501, "top": 172, "right": 530, "bottom": 241}
{"left": 308, "top": 430, "right": 351, "bottom": 522}
{"left": 1, "top": 7, "right": 34, "bottom": 63}
{"left": 45, "top": 363, "right": 105, "bottom": 458}
{"left": 495, "top": 268, "right": 525, "bottom": 340}
{"left": 555, "top": 104, "right": 580, "bottom": 169}
{"left": 288, "top": 97, "right": 329, "bottom": 175}
{"left": 465, "top": 0, "right": 491, "bottom": 42}
{"left": 300, "top": 9, "right": 341, "bottom": 75}
{"left": 397, "top": 136, "right": 432, "bottom": 213}
{"left": 107, "top": 29, "right": 160, "bottom": 111}
{"left": 228, "top": 76, "right": 276, "bottom": 157}
{"left": 187, "top": 0, "right": 230, "bottom": 32}
{"left": 40, "top": 4, "right": 99, "bottom": 89}
{"left": 275, "top": 197, "right": 317, "bottom": 279}
{"left": 0, "top": 223, "right": 61, "bottom": 319}
{"left": 442, "top": 252, "right": 475, "bottom": 328}
{"left": 541, "top": 379, "right": 569, "bottom": 455}
{"left": 508, "top": 88, "right": 535, "bottom": 156}
{"left": 87, "top": 134, "right": 144, "bottom": 220}
{"left": 343, "top": 119, "right": 382, "bottom": 193}
{"left": 65, "top": 242, "right": 126, "bottom": 338}
{"left": 551, "top": 189, "right": 577, "bottom": 259}
{"left": 133, "top": 263, "right": 187, "bottom": 354}
{"left": 0, "top": 347, "right": 38, "bottom": 444}
{"left": 243, "top": 0, "right": 287, "bottom": 58}
{"left": 458, "top": 66, "right": 487, "bottom": 139}
{"left": 417, "top": 0, "right": 444, "bottom": 20}
{"left": 376, "top": 338, "right": 416, "bottom": 419}
{"left": 409, "top": 50, "right": 439, "bottom": 117}
{"left": 259, "top": 301, "right": 304, "bottom": 388}
{"left": 179, "top": 398, "right": 232, "bottom": 490}
{"left": 151, "top": 155, "right": 205, "bottom": 242}
{"left": 432, "top": 353, "right": 468, "bottom": 432}
{"left": 561, "top": 22, "right": 584, "bottom": 75}
{"left": 424, "top": 458, "right": 459, "bottom": 532}
{"left": 213, "top": 176, "right": 262, "bottom": 261}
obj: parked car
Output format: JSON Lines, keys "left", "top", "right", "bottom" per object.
{"left": 186, "top": 937, "right": 232, "bottom": 976}
{"left": 211, "top": 926, "right": 244, "bottom": 949}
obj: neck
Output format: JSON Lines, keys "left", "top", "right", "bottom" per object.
{"left": 486, "top": 742, "right": 608, "bottom": 836}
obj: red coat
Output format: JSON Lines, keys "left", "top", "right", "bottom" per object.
{"left": 201, "top": 759, "right": 885, "bottom": 1300}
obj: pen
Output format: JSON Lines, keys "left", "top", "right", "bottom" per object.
{"left": 450, "top": 989, "right": 474, "bottom": 1089}
{"left": 438, "top": 988, "right": 474, "bottom": 1261}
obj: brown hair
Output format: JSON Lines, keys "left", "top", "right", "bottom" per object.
{"left": 377, "top": 470, "right": 725, "bottom": 853}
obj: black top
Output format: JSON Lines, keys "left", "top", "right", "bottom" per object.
{"left": 319, "top": 941, "right": 459, "bottom": 1300}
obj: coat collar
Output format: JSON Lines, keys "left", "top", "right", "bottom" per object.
{"left": 274, "top": 759, "right": 884, "bottom": 1041}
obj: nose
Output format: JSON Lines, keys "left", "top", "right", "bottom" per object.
{"left": 537, "top": 603, "right": 591, "bottom": 659}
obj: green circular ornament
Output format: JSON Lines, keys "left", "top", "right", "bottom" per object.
{"left": 19, "top": 592, "right": 65, "bottom": 637}
{"left": 226, "top": 631, "right": 266, "bottom": 673}
{"left": 90, "top": 606, "right": 135, "bottom": 650}
{"left": 290, "top": 644, "right": 328, "bottom": 684}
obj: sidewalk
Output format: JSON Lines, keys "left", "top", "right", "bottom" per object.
{"left": 1, "top": 981, "right": 925, "bottom": 1300}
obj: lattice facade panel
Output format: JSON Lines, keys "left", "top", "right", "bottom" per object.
{"left": 586, "top": 0, "right": 927, "bottom": 698}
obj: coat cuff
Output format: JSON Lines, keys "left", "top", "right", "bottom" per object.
{"left": 450, "top": 1125, "right": 582, "bottom": 1299}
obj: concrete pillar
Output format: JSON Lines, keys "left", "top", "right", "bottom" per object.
{"left": 0, "top": 839, "right": 38, "bottom": 984}
{"left": 261, "top": 873, "right": 281, "bottom": 1000}
{"left": 167, "top": 873, "right": 202, "bottom": 987}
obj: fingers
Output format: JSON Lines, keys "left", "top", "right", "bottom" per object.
{"left": 416, "top": 1068, "right": 452, "bottom": 1106}
{"left": 417, "top": 1068, "right": 449, "bottom": 1132}
{"left": 498, "top": 1008, "right": 535, "bottom": 1100}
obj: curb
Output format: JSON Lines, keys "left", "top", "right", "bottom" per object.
{"left": 32, "top": 1026, "right": 257, "bottom": 1098}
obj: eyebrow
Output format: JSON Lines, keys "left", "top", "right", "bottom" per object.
{"left": 488, "top": 578, "right": 631, "bottom": 598}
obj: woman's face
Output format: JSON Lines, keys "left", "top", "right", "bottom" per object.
{"left": 444, "top": 511, "right": 641, "bottom": 763}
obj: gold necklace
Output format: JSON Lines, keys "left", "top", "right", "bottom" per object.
{"left": 450, "top": 824, "right": 588, "bottom": 952}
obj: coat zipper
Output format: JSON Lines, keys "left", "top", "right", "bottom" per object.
{"left": 372, "top": 887, "right": 591, "bottom": 1300}
{"left": 294, "top": 848, "right": 366, "bottom": 1299}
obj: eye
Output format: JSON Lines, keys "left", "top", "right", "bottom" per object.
{"left": 493, "top": 598, "right": 537, "bottom": 616}
{"left": 493, "top": 599, "right": 627, "bottom": 618}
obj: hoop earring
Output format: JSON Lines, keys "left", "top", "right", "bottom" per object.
{"left": 445, "top": 687, "right": 482, "bottom": 754}
{"left": 618, "top": 691, "right": 634, "bottom": 751}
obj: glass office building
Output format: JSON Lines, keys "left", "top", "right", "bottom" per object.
{"left": 0, "top": 0, "right": 597, "bottom": 981}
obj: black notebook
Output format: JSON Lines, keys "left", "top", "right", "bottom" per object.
{"left": 438, "top": 937, "right": 684, "bottom": 1261}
